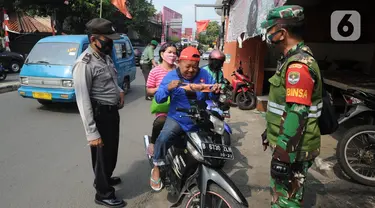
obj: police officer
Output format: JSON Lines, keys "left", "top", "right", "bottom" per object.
{"left": 260, "top": 6, "right": 323, "bottom": 208}
{"left": 73, "top": 18, "right": 126, "bottom": 208}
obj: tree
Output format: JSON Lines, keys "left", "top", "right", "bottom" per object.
{"left": 2, "top": 0, "right": 156, "bottom": 36}
{"left": 197, "top": 21, "right": 220, "bottom": 46}
{"left": 169, "top": 36, "right": 180, "bottom": 44}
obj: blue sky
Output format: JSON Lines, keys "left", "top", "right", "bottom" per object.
{"left": 153, "top": 0, "right": 221, "bottom": 31}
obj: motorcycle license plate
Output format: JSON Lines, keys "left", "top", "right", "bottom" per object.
{"left": 32, "top": 92, "right": 52, "bottom": 100}
{"left": 201, "top": 143, "right": 234, "bottom": 160}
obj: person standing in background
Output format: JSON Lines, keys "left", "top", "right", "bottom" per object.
{"left": 72, "top": 18, "right": 126, "bottom": 208}
{"left": 140, "top": 40, "right": 159, "bottom": 100}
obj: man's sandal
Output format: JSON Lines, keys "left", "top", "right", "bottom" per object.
{"left": 150, "top": 168, "right": 163, "bottom": 192}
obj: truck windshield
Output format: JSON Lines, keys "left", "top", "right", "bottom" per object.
{"left": 25, "top": 42, "right": 80, "bottom": 65}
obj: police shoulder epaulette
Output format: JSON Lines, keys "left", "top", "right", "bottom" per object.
{"left": 82, "top": 53, "right": 92, "bottom": 63}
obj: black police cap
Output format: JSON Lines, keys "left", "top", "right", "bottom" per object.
{"left": 86, "top": 18, "right": 121, "bottom": 40}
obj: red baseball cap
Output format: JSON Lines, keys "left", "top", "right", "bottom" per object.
{"left": 179, "top": 46, "right": 200, "bottom": 62}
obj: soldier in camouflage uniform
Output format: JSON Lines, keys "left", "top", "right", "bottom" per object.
{"left": 260, "top": 5, "right": 323, "bottom": 208}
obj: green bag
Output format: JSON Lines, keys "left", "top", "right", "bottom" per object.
{"left": 150, "top": 97, "right": 170, "bottom": 114}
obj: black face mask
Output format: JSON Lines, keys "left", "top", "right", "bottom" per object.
{"left": 95, "top": 38, "right": 113, "bottom": 55}
{"left": 209, "top": 59, "right": 224, "bottom": 72}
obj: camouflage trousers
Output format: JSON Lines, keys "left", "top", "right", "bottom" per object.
{"left": 270, "top": 160, "right": 313, "bottom": 208}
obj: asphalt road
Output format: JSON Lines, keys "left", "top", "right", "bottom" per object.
{"left": 0, "top": 62, "right": 208, "bottom": 208}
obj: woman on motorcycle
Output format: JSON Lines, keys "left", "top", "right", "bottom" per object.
{"left": 146, "top": 43, "right": 178, "bottom": 156}
{"left": 149, "top": 46, "right": 221, "bottom": 191}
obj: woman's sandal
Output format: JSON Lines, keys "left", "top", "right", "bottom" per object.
{"left": 150, "top": 168, "right": 163, "bottom": 192}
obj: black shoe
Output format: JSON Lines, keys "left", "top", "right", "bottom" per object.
{"left": 109, "top": 177, "right": 122, "bottom": 186}
{"left": 145, "top": 96, "right": 152, "bottom": 101}
{"left": 95, "top": 197, "right": 126, "bottom": 208}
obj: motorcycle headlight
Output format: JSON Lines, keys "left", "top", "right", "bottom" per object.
{"left": 210, "top": 115, "right": 224, "bottom": 135}
{"left": 62, "top": 80, "right": 74, "bottom": 87}
{"left": 186, "top": 141, "right": 204, "bottom": 162}
{"left": 189, "top": 132, "right": 202, "bottom": 150}
{"left": 20, "top": 77, "right": 28, "bottom": 85}
{"left": 219, "top": 94, "right": 227, "bottom": 103}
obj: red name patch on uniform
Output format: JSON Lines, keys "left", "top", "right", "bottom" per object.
{"left": 285, "top": 63, "right": 314, "bottom": 106}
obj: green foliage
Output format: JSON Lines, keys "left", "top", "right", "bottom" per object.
{"left": 2, "top": 0, "right": 156, "bottom": 36}
{"left": 197, "top": 21, "right": 220, "bottom": 46}
{"left": 169, "top": 36, "right": 180, "bottom": 43}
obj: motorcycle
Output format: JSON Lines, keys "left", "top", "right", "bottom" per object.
{"left": 206, "top": 79, "right": 233, "bottom": 146}
{"left": 0, "top": 63, "right": 7, "bottom": 81}
{"left": 230, "top": 61, "right": 257, "bottom": 110}
{"left": 336, "top": 89, "right": 375, "bottom": 186}
{"left": 143, "top": 92, "right": 249, "bottom": 208}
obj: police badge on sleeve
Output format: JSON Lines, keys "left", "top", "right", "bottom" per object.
{"left": 288, "top": 71, "right": 300, "bottom": 85}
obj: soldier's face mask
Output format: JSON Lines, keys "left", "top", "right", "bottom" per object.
{"left": 94, "top": 37, "right": 113, "bottom": 55}
{"left": 266, "top": 30, "right": 284, "bottom": 45}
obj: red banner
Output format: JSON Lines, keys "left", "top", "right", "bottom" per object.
{"left": 196, "top": 20, "right": 210, "bottom": 34}
{"left": 111, "top": 0, "right": 132, "bottom": 19}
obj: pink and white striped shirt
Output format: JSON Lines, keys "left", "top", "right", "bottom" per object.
{"left": 146, "top": 65, "right": 170, "bottom": 89}
{"left": 147, "top": 65, "right": 172, "bottom": 117}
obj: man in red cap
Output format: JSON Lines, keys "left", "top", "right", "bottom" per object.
{"left": 148, "top": 46, "right": 221, "bottom": 191}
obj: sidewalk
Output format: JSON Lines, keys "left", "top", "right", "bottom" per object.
{"left": 145, "top": 108, "right": 375, "bottom": 208}
{"left": 0, "top": 81, "right": 20, "bottom": 94}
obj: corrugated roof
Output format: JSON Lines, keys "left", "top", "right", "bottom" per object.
{"left": 7, "top": 13, "right": 54, "bottom": 34}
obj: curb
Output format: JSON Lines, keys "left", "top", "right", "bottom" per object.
{"left": 0, "top": 82, "right": 20, "bottom": 94}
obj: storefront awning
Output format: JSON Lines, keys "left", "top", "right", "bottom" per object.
{"left": 226, "top": 0, "right": 286, "bottom": 42}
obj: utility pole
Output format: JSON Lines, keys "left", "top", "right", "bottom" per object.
{"left": 99, "top": 0, "right": 103, "bottom": 18}
{"left": 166, "top": 23, "right": 170, "bottom": 42}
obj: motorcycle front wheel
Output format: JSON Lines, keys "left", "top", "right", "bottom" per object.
{"left": 235, "top": 91, "right": 256, "bottom": 110}
{"left": 181, "top": 184, "right": 245, "bottom": 208}
{"left": 336, "top": 125, "right": 375, "bottom": 186}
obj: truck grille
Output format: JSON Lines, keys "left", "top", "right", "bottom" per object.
{"left": 27, "top": 77, "right": 63, "bottom": 88}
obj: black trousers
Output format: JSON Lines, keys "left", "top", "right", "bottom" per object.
{"left": 91, "top": 103, "right": 120, "bottom": 199}
{"left": 150, "top": 115, "right": 167, "bottom": 144}
{"left": 141, "top": 63, "right": 152, "bottom": 84}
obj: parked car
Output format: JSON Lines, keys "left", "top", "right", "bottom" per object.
{"left": 0, "top": 49, "right": 25, "bottom": 73}
{"left": 18, "top": 34, "right": 137, "bottom": 106}
{"left": 133, "top": 45, "right": 146, "bottom": 66}
{"left": 201, "top": 52, "right": 210, "bottom": 60}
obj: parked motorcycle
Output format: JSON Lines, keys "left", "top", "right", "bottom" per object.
{"left": 230, "top": 61, "right": 257, "bottom": 110}
{"left": 336, "top": 89, "right": 375, "bottom": 186}
{"left": 0, "top": 63, "right": 7, "bottom": 81}
{"left": 143, "top": 92, "right": 249, "bottom": 208}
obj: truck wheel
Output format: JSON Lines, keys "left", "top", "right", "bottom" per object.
{"left": 10, "top": 61, "right": 21, "bottom": 73}
{"left": 122, "top": 77, "right": 130, "bottom": 95}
